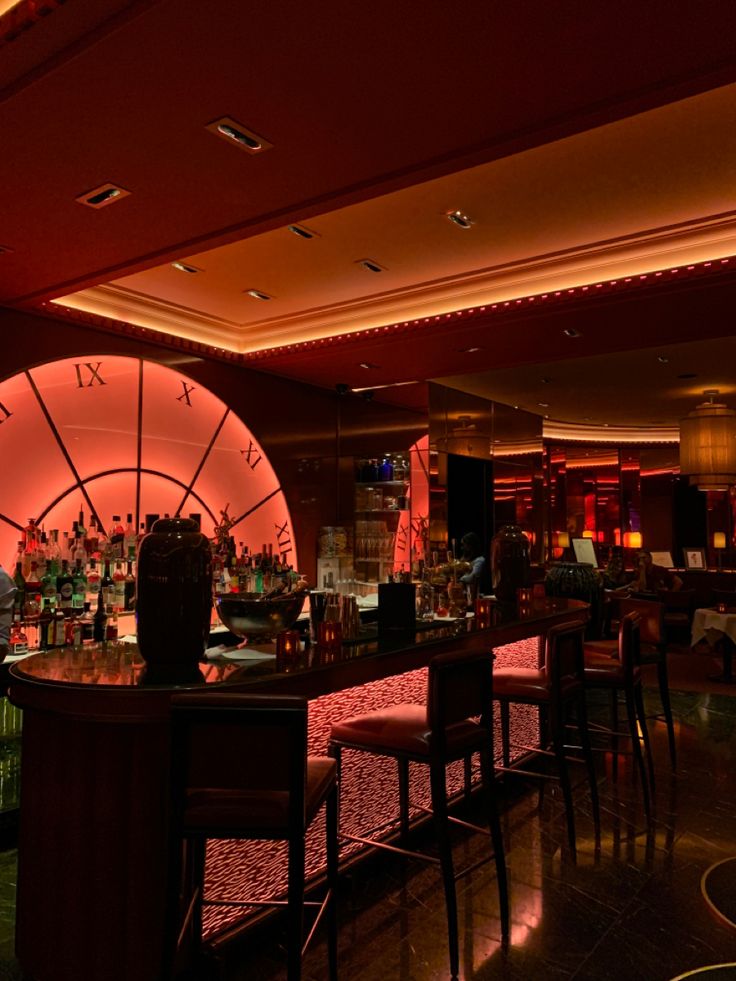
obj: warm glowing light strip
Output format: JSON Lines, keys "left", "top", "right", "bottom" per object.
{"left": 244, "top": 255, "right": 735, "bottom": 361}
{"left": 44, "top": 254, "right": 735, "bottom": 378}
{"left": 544, "top": 420, "right": 679, "bottom": 443}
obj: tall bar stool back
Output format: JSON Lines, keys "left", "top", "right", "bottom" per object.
{"left": 329, "top": 647, "right": 508, "bottom": 981}
{"left": 619, "top": 596, "right": 676, "bottom": 769}
{"left": 583, "top": 611, "right": 653, "bottom": 817}
{"left": 167, "top": 692, "right": 338, "bottom": 981}
{"left": 493, "top": 619, "right": 600, "bottom": 859}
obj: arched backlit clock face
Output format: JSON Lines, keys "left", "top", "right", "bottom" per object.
{"left": 0, "top": 355, "right": 296, "bottom": 569}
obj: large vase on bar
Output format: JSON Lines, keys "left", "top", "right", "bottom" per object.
{"left": 491, "top": 524, "right": 530, "bottom": 602}
{"left": 136, "top": 517, "right": 212, "bottom": 670}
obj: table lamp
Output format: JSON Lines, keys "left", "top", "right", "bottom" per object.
{"left": 713, "top": 531, "right": 726, "bottom": 569}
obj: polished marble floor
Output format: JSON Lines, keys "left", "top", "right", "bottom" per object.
{"left": 216, "top": 684, "right": 736, "bottom": 981}
{"left": 2, "top": 682, "right": 736, "bottom": 980}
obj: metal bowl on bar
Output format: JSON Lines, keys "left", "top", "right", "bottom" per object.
{"left": 215, "top": 592, "right": 306, "bottom": 639}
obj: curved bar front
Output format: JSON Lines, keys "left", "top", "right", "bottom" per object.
{"left": 9, "top": 598, "right": 587, "bottom": 981}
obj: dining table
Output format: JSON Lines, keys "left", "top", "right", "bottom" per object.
{"left": 691, "top": 606, "right": 736, "bottom": 683}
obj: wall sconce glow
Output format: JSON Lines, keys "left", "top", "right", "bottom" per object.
{"left": 553, "top": 532, "right": 570, "bottom": 548}
{"left": 680, "top": 390, "right": 736, "bottom": 491}
{"left": 713, "top": 532, "right": 727, "bottom": 549}
{"left": 623, "top": 532, "right": 642, "bottom": 549}
{"left": 582, "top": 530, "right": 594, "bottom": 539}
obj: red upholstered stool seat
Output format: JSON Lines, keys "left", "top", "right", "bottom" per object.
{"left": 329, "top": 648, "right": 508, "bottom": 980}
{"left": 493, "top": 667, "right": 580, "bottom": 701}
{"left": 331, "top": 703, "right": 484, "bottom": 757}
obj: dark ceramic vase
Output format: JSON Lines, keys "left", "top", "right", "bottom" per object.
{"left": 491, "top": 525, "right": 530, "bottom": 602}
{"left": 136, "top": 517, "right": 212, "bottom": 667}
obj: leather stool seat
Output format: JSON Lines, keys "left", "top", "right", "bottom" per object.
{"left": 331, "top": 703, "right": 483, "bottom": 757}
{"left": 493, "top": 667, "right": 580, "bottom": 701}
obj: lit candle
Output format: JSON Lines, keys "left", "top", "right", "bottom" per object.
{"left": 276, "top": 630, "right": 301, "bottom": 659}
{"left": 317, "top": 621, "right": 343, "bottom": 650}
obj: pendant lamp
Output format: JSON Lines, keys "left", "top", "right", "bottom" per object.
{"left": 680, "top": 390, "right": 736, "bottom": 491}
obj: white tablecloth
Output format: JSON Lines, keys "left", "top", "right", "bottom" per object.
{"left": 691, "top": 608, "right": 736, "bottom": 647}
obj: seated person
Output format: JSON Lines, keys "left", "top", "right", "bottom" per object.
{"left": 459, "top": 532, "right": 489, "bottom": 600}
{"left": 631, "top": 549, "right": 682, "bottom": 593}
{"left": 602, "top": 546, "right": 627, "bottom": 590}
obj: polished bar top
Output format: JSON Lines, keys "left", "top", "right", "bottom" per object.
{"left": 10, "top": 597, "right": 589, "bottom": 704}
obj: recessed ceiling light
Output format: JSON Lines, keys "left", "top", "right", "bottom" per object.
{"left": 245, "top": 289, "right": 272, "bottom": 300}
{"left": 459, "top": 346, "right": 482, "bottom": 353}
{"left": 657, "top": 355, "right": 670, "bottom": 364}
{"left": 540, "top": 377, "right": 551, "bottom": 384}
{"left": 537, "top": 402, "right": 549, "bottom": 408}
{"left": 358, "top": 362, "right": 380, "bottom": 370}
{"left": 563, "top": 328, "right": 581, "bottom": 338}
{"left": 206, "top": 117, "right": 272, "bottom": 154}
{"left": 171, "top": 262, "right": 201, "bottom": 274}
{"left": 512, "top": 405, "right": 520, "bottom": 410}
{"left": 446, "top": 210, "right": 473, "bottom": 229}
{"left": 76, "top": 183, "right": 130, "bottom": 209}
{"left": 288, "top": 224, "right": 318, "bottom": 240}
{"left": 356, "top": 259, "right": 386, "bottom": 273}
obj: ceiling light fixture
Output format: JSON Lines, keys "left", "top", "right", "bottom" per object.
{"left": 206, "top": 117, "right": 272, "bottom": 155}
{"left": 537, "top": 402, "right": 549, "bottom": 408}
{"left": 356, "top": 259, "right": 385, "bottom": 273}
{"left": 171, "top": 262, "right": 200, "bottom": 274}
{"left": 563, "top": 328, "right": 581, "bottom": 337}
{"left": 358, "top": 362, "right": 380, "bottom": 370}
{"left": 459, "top": 346, "right": 482, "bottom": 353}
{"left": 288, "top": 224, "right": 318, "bottom": 239}
{"left": 76, "top": 183, "right": 130, "bottom": 209}
{"left": 680, "top": 389, "right": 736, "bottom": 491}
{"left": 657, "top": 355, "right": 670, "bottom": 363}
{"left": 446, "top": 210, "right": 473, "bottom": 229}
{"left": 245, "top": 289, "right": 272, "bottom": 300}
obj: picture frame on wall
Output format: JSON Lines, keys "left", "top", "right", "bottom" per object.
{"left": 683, "top": 547, "right": 707, "bottom": 571}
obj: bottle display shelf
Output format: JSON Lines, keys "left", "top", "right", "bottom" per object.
{"left": 355, "top": 480, "right": 408, "bottom": 487}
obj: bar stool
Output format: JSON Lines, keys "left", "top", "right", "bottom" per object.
{"left": 587, "top": 597, "right": 676, "bottom": 770}
{"left": 328, "top": 648, "right": 508, "bottom": 981}
{"left": 493, "top": 620, "right": 600, "bottom": 860}
{"left": 166, "top": 692, "right": 338, "bottom": 981}
{"left": 583, "top": 612, "right": 653, "bottom": 819}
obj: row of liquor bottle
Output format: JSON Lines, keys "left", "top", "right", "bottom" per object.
{"left": 9, "top": 594, "right": 121, "bottom": 656}
{"left": 13, "top": 508, "right": 178, "bottom": 579}
{"left": 11, "top": 555, "right": 136, "bottom": 620}
{"left": 213, "top": 541, "right": 304, "bottom": 596}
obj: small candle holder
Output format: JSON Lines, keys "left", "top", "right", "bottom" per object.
{"left": 718, "top": 602, "right": 727, "bottom": 614}
{"left": 276, "top": 629, "right": 301, "bottom": 660}
{"left": 317, "top": 620, "right": 343, "bottom": 651}
{"left": 475, "top": 596, "right": 493, "bottom": 628}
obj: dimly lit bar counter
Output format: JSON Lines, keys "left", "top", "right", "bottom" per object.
{"left": 8, "top": 597, "right": 587, "bottom": 981}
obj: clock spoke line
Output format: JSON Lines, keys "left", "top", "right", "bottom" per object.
{"left": 174, "top": 407, "right": 230, "bottom": 518}
{"left": 25, "top": 370, "right": 104, "bottom": 531}
{"left": 229, "top": 487, "right": 281, "bottom": 531}
{"left": 135, "top": 358, "right": 144, "bottom": 533}
{"left": 34, "top": 469, "right": 218, "bottom": 529}
{"left": 0, "top": 512, "right": 24, "bottom": 533}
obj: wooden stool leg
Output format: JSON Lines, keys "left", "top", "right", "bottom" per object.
{"left": 551, "top": 707, "right": 576, "bottom": 859}
{"left": 634, "top": 682, "right": 656, "bottom": 790}
{"left": 479, "top": 743, "right": 509, "bottom": 943}
{"left": 575, "top": 690, "right": 600, "bottom": 838}
{"left": 325, "top": 784, "right": 339, "bottom": 981}
{"left": 624, "top": 688, "right": 651, "bottom": 821}
{"left": 429, "top": 761, "right": 459, "bottom": 979}
{"left": 656, "top": 654, "right": 677, "bottom": 771}
{"left": 610, "top": 690, "right": 619, "bottom": 781}
{"left": 463, "top": 754, "right": 473, "bottom": 804}
{"left": 287, "top": 835, "right": 305, "bottom": 981}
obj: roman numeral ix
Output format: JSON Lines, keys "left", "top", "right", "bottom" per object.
{"left": 74, "top": 362, "right": 105, "bottom": 388}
